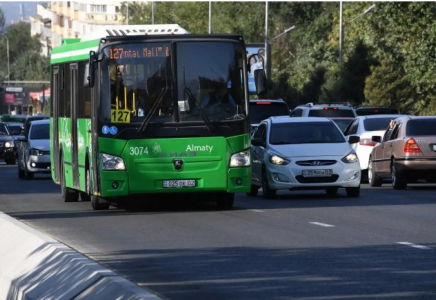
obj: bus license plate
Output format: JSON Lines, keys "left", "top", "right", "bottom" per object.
{"left": 302, "top": 169, "right": 333, "bottom": 177}
{"left": 163, "top": 180, "right": 196, "bottom": 188}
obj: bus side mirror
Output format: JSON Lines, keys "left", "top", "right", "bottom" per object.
{"left": 87, "top": 51, "right": 98, "bottom": 88}
{"left": 254, "top": 69, "right": 267, "bottom": 96}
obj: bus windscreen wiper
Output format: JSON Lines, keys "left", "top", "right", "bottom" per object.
{"left": 138, "top": 87, "right": 168, "bottom": 133}
{"left": 184, "top": 86, "right": 215, "bottom": 134}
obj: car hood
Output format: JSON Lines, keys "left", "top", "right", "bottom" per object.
{"left": 29, "top": 139, "right": 50, "bottom": 151}
{"left": 0, "top": 135, "right": 14, "bottom": 142}
{"left": 269, "top": 143, "right": 352, "bottom": 158}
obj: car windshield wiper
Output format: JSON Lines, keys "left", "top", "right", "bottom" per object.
{"left": 138, "top": 87, "right": 168, "bottom": 133}
{"left": 184, "top": 86, "right": 215, "bottom": 134}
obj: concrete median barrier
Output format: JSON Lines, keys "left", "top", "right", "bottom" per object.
{"left": 0, "top": 212, "right": 161, "bottom": 299}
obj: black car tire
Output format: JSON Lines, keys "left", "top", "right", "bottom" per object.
{"left": 368, "top": 157, "right": 383, "bottom": 187}
{"left": 262, "top": 169, "right": 276, "bottom": 199}
{"left": 24, "top": 165, "right": 34, "bottom": 180}
{"left": 246, "top": 185, "right": 259, "bottom": 197}
{"left": 346, "top": 186, "right": 360, "bottom": 197}
{"left": 18, "top": 165, "right": 24, "bottom": 179}
{"left": 391, "top": 161, "right": 407, "bottom": 190}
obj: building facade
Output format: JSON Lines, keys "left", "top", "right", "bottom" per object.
{"left": 30, "top": 1, "right": 127, "bottom": 56}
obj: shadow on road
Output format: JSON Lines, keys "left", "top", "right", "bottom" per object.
{"left": 87, "top": 244, "right": 436, "bottom": 300}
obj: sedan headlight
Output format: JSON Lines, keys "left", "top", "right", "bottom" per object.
{"left": 101, "top": 153, "right": 126, "bottom": 170}
{"left": 30, "top": 148, "right": 44, "bottom": 156}
{"left": 341, "top": 150, "right": 359, "bottom": 163}
{"left": 268, "top": 153, "right": 290, "bottom": 165}
{"left": 230, "top": 151, "right": 250, "bottom": 167}
{"left": 4, "top": 141, "right": 14, "bottom": 148}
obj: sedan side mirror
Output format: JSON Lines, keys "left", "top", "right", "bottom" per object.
{"left": 371, "top": 136, "right": 382, "bottom": 143}
{"left": 348, "top": 135, "right": 360, "bottom": 144}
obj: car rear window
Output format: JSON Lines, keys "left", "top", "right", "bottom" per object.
{"left": 356, "top": 107, "right": 400, "bottom": 116}
{"left": 363, "top": 117, "right": 394, "bottom": 131}
{"left": 406, "top": 119, "right": 436, "bottom": 136}
{"left": 308, "top": 108, "right": 355, "bottom": 118}
{"left": 250, "top": 102, "right": 290, "bottom": 124}
{"left": 30, "top": 124, "right": 50, "bottom": 140}
{"left": 270, "top": 122, "right": 345, "bottom": 144}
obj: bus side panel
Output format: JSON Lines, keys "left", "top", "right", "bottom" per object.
{"left": 77, "top": 118, "right": 91, "bottom": 192}
{"left": 59, "top": 117, "right": 74, "bottom": 188}
{"left": 226, "top": 133, "right": 251, "bottom": 193}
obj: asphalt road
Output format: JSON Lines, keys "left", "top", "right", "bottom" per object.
{"left": 1, "top": 163, "right": 436, "bottom": 300}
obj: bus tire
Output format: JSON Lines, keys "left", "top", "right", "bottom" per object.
{"left": 61, "top": 158, "right": 79, "bottom": 202}
{"left": 91, "top": 195, "right": 110, "bottom": 210}
{"left": 80, "top": 169, "right": 91, "bottom": 202}
{"left": 216, "top": 193, "right": 234, "bottom": 209}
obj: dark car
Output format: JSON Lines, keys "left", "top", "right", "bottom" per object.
{"left": 290, "top": 102, "right": 357, "bottom": 118}
{"left": 355, "top": 106, "right": 400, "bottom": 116}
{"left": 21, "top": 115, "right": 50, "bottom": 136}
{"left": 0, "top": 122, "right": 17, "bottom": 164}
{"left": 250, "top": 99, "right": 290, "bottom": 132}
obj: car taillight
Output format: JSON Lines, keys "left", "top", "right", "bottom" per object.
{"left": 359, "top": 139, "right": 377, "bottom": 146}
{"left": 403, "top": 138, "right": 422, "bottom": 153}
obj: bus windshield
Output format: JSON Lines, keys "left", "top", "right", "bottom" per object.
{"left": 101, "top": 41, "right": 247, "bottom": 125}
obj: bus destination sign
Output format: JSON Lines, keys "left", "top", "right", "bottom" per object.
{"left": 109, "top": 44, "right": 170, "bottom": 60}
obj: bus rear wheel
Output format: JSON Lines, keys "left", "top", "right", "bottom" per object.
{"left": 61, "top": 159, "right": 79, "bottom": 202}
{"left": 80, "top": 169, "right": 91, "bottom": 202}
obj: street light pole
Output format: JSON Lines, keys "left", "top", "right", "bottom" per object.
{"left": 339, "top": 3, "right": 376, "bottom": 64}
{"left": 208, "top": 1, "right": 211, "bottom": 34}
{"left": 339, "top": 1, "right": 344, "bottom": 64}
{"left": 272, "top": 25, "right": 296, "bottom": 40}
{"left": 264, "top": 1, "right": 269, "bottom": 79}
{"left": 5, "top": 36, "right": 10, "bottom": 114}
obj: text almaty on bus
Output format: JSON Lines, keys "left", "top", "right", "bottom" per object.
{"left": 50, "top": 24, "right": 265, "bottom": 210}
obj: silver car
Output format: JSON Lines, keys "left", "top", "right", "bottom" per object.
{"left": 17, "top": 119, "right": 51, "bottom": 179}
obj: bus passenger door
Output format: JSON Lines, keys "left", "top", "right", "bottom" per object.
{"left": 70, "top": 64, "right": 80, "bottom": 188}
{"left": 52, "top": 67, "right": 60, "bottom": 183}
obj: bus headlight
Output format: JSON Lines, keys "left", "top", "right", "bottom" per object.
{"left": 230, "top": 151, "right": 250, "bottom": 167}
{"left": 102, "top": 153, "right": 126, "bottom": 170}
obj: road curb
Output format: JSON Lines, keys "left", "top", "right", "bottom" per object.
{"left": 0, "top": 212, "right": 161, "bottom": 299}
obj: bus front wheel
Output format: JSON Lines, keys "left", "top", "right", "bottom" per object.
{"left": 91, "top": 195, "right": 110, "bottom": 210}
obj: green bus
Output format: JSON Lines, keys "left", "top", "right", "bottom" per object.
{"left": 50, "top": 24, "right": 260, "bottom": 210}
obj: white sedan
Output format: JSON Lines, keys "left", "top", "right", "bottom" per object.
{"left": 343, "top": 115, "right": 407, "bottom": 181}
{"left": 249, "top": 117, "right": 361, "bottom": 198}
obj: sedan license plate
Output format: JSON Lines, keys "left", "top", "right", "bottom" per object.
{"left": 163, "top": 179, "right": 196, "bottom": 188}
{"left": 302, "top": 169, "right": 333, "bottom": 177}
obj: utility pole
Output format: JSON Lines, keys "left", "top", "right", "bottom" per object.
{"left": 208, "top": 1, "right": 212, "bottom": 34}
{"left": 339, "top": 1, "right": 343, "bottom": 64}
{"left": 264, "top": 1, "right": 269, "bottom": 79}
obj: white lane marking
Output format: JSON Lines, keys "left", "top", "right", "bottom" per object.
{"left": 397, "top": 242, "right": 431, "bottom": 250}
{"left": 250, "top": 209, "right": 265, "bottom": 213}
{"left": 309, "top": 222, "right": 335, "bottom": 227}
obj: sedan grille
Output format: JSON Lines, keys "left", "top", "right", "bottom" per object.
{"left": 296, "top": 160, "right": 337, "bottom": 166}
{"left": 296, "top": 175, "right": 339, "bottom": 183}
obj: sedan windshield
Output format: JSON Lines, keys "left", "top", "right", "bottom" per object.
{"left": 270, "top": 122, "right": 346, "bottom": 144}
{"left": 406, "top": 119, "right": 436, "bottom": 136}
{"left": 30, "top": 124, "right": 50, "bottom": 140}
{"left": 100, "top": 41, "right": 247, "bottom": 125}
{"left": 363, "top": 117, "right": 394, "bottom": 131}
